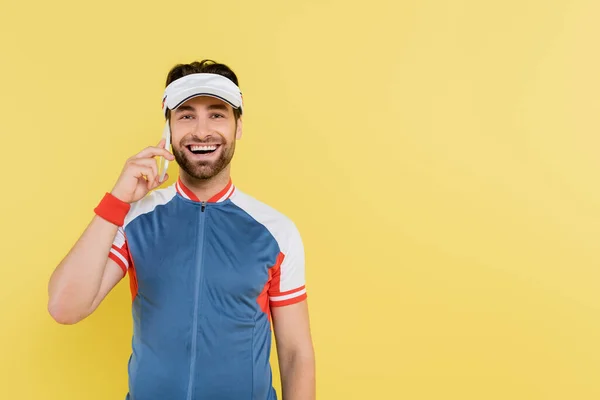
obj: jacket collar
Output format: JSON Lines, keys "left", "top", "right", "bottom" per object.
{"left": 175, "top": 177, "right": 235, "bottom": 203}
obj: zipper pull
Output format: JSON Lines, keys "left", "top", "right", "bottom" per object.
{"left": 201, "top": 201, "right": 207, "bottom": 212}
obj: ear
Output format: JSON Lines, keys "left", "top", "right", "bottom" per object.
{"left": 235, "top": 117, "right": 243, "bottom": 140}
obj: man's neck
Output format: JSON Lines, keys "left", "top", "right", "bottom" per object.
{"left": 179, "top": 167, "right": 232, "bottom": 202}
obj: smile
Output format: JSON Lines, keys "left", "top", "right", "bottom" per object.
{"left": 187, "top": 144, "right": 220, "bottom": 154}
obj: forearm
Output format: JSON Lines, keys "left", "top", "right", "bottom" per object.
{"left": 48, "top": 215, "right": 118, "bottom": 323}
{"left": 280, "top": 351, "right": 316, "bottom": 400}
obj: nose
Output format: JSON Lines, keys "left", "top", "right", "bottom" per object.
{"left": 191, "top": 116, "right": 212, "bottom": 138}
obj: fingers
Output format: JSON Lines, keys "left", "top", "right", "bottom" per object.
{"left": 146, "top": 172, "right": 169, "bottom": 191}
{"left": 150, "top": 173, "right": 169, "bottom": 190}
{"left": 128, "top": 158, "right": 158, "bottom": 181}
{"left": 118, "top": 140, "right": 174, "bottom": 195}
{"left": 129, "top": 162, "right": 156, "bottom": 185}
{"left": 130, "top": 142, "right": 175, "bottom": 161}
{"left": 128, "top": 158, "right": 169, "bottom": 192}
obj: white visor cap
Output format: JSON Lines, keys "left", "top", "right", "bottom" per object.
{"left": 161, "top": 73, "right": 243, "bottom": 118}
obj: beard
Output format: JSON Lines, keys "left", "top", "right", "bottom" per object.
{"left": 173, "top": 138, "right": 236, "bottom": 180}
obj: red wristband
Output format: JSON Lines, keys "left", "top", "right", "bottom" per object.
{"left": 94, "top": 192, "right": 131, "bottom": 226}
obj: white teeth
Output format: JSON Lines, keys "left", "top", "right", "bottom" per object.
{"left": 190, "top": 145, "right": 218, "bottom": 151}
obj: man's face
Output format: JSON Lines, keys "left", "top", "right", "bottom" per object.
{"left": 169, "top": 96, "right": 242, "bottom": 180}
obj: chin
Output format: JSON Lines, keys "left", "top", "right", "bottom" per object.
{"left": 187, "top": 163, "right": 227, "bottom": 180}
{"left": 174, "top": 149, "right": 232, "bottom": 181}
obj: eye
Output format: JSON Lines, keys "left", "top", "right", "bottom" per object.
{"left": 179, "top": 114, "right": 194, "bottom": 120}
{"left": 210, "top": 113, "right": 226, "bottom": 119}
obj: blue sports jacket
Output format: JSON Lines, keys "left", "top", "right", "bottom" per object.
{"left": 108, "top": 178, "right": 307, "bottom": 400}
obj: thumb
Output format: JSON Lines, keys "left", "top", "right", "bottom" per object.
{"left": 153, "top": 173, "right": 169, "bottom": 189}
{"left": 146, "top": 172, "right": 167, "bottom": 192}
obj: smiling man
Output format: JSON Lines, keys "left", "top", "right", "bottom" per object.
{"left": 47, "top": 60, "right": 316, "bottom": 400}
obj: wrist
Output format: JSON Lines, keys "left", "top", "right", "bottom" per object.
{"left": 109, "top": 189, "right": 128, "bottom": 203}
{"left": 94, "top": 192, "right": 131, "bottom": 226}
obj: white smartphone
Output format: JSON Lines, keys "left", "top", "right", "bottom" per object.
{"left": 158, "top": 120, "right": 171, "bottom": 182}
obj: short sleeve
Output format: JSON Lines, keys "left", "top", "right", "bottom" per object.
{"left": 268, "top": 223, "right": 307, "bottom": 307}
{"left": 108, "top": 226, "right": 132, "bottom": 276}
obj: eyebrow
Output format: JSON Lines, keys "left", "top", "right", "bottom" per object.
{"left": 173, "top": 105, "right": 195, "bottom": 114}
{"left": 207, "top": 104, "right": 230, "bottom": 112}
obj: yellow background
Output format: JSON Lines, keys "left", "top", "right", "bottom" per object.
{"left": 1, "top": 0, "right": 599, "bottom": 398}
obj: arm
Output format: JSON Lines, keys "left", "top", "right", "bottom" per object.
{"left": 47, "top": 216, "right": 125, "bottom": 324}
{"left": 272, "top": 300, "right": 316, "bottom": 400}
{"left": 47, "top": 139, "right": 174, "bottom": 325}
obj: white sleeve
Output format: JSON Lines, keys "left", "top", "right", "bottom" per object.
{"left": 269, "top": 223, "right": 307, "bottom": 307}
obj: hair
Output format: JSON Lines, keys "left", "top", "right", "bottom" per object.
{"left": 164, "top": 59, "right": 242, "bottom": 120}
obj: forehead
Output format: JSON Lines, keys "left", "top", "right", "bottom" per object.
{"left": 175, "top": 95, "right": 232, "bottom": 111}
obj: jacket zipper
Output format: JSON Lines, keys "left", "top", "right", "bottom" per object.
{"left": 186, "top": 201, "right": 207, "bottom": 400}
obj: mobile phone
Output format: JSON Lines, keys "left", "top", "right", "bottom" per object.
{"left": 158, "top": 120, "right": 171, "bottom": 182}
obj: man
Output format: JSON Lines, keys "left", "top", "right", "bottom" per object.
{"left": 47, "top": 60, "right": 316, "bottom": 400}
